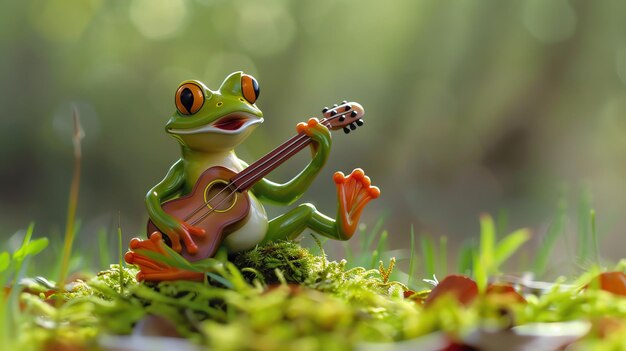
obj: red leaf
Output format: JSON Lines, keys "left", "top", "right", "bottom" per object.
{"left": 486, "top": 283, "right": 526, "bottom": 303}
{"left": 591, "top": 271, "right": 626, "bottom": 296}
{"left": 425, "top": 275, "right": 478, "bottom": 307}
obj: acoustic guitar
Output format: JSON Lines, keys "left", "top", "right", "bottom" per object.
{"left": 147, "top": 101, "right": 365, "bottom": 261}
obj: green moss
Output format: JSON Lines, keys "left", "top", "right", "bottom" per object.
{"left": 230, "top": 240, "right": 407, "bottom": 300}
{"left": 11, "top": 240, "right": 626, "bottom": 350}
{"left": 62, "top": 264, "right": 138, "bottom": 300}
{"left": 230, "top": 240, "right": 315, "bottom": 284}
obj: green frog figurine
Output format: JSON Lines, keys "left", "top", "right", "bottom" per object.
{"left": 125, "top": 71, "right": 380, "bottom": 281}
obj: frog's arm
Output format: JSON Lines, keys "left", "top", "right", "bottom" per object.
{"left": 146, "top": 159, "right": 206, "bottom": 253}
{"left": 244, "top": 118, "right": 331, "bottom": 206}
{"left": 146, "top": 159, "right": 185, "bottom": 228}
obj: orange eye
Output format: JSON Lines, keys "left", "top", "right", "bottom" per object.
{"left": 175, "top": 82, "right": 204, "bottom": 115}
{"left": 241, "top": 74, "right": 259, "bottom": 104}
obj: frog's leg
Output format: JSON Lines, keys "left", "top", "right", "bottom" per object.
{"left": 124, "top": 233, "right": 205, "bottom": 282}
{"left": 261, "top": 168, "right": 380, "bottom": 243}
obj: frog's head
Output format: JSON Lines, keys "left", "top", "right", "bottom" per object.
{"left": 166, "top": 71, "right": 263, "bottom": 152}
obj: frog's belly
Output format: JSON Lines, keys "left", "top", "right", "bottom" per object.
{"left": 222, "top": 192, "right": 268, "bottom": 252}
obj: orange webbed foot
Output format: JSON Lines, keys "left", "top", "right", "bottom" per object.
{"left": 333, "top": 168, "right": 381, "bottom": 237}
{"left": 124, "top": 232, "right": 204, "bottom": 282}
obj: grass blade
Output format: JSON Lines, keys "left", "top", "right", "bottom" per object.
{"left": 363, "top": 216, "right": 386, "bottom": 253}
{"left": 23, "top": 238, "right": 49, "bottom": 258}
{"left": 457, "top": 240, "right": 475, "bottom": 276}
{"left": 139, "top": 244, "right": 197, "bottom": 272}
{"left": 479, "top": 214, "right": 495, "bottom": 275}
{"left": 533, "top": 200, "right": 566, "bottom": 277}
{"left": 494, "top": 229, "right": 530, "bottom": 268}
{"left": 473, "top": 252, "right": 487, "bottom": 293}
{"left": 117, "top": 215, "right": 124, "bottom": 294}
{"left": 590, "top": 209, "right": 600, "bottom": 266}
{"left": 0, "top": 253, "right": 9, "bottom": 273}
{"left": 577, "top": 188, "right": 591, "bottom": 265}
{"left": 420, "top": 235, "right": 435, "bottom": 278}
{"left": 59, "top": 108, "right": 84, "bottom": 289}
{"left": 13, "top": 223, "right": 35, "bottom": 262}
{"left": 370, "top": 230, "right": 388, "bottom": 269}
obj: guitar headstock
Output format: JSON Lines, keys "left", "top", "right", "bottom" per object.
{"left": 321, "top": 101, "right": 365, "bottom": 134}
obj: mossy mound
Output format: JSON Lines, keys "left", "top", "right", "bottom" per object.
{"left": 230, "top": 240, "right": 316, "bottom": 285}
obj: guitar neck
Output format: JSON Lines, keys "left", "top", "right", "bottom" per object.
{"left": 230, "top": 101, "right": 365, "bottom": 191}
{"left": 230, "top": 119, "right": 332, "bottom": 191}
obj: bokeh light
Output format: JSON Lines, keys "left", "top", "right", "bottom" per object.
{"left": 523, "top": 0, "right": 577, "bottom": 43}
{"left": 129, "top": 0, "right": 187, "bottom": 40}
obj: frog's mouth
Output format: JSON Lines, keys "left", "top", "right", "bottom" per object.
{"left": 169, "top": 113, "right": 263, "bottom": 135}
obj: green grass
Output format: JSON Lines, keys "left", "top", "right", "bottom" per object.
{"left": 3, "top": 227, "right": 626, "bottom": 351}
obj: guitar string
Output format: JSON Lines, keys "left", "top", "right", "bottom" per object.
{"left": 181, "top": 106, "right": 353, "bottom": 223}
{"left": 187, "top": 111, "right": 355, "bottom": 227}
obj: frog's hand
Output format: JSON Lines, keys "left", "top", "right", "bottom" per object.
{"left": 124, "top": 232, "right": 204, "bottom": 282}
{"left": 333, "top": 168, "right": 381, "bottom": 238}
{"left": 296, "top": 117, "right": 331, "bottom": 168}
{"left": 154, "top": 220, "right": 206, "bottom": 255}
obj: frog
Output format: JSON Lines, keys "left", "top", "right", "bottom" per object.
{"left": 124, "top": 71, "right": 380, "bottom": 281}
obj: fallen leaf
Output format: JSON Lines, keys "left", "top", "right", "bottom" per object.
{"left": 424, "top": 275, "right": 478, "bottom": 307}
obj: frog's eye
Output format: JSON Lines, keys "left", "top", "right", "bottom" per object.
{"left": 175, "top": 82, "right": 204, "bottom": 115}
{"left": 241, "top": 74, "right": 259, "bottom": 104}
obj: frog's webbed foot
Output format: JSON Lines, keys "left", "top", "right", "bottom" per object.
{"left": 333, "top": 168, "right": 381, "bottom": 238}
{"left": 124, "top": 232, "right": 204, "bottom": 282}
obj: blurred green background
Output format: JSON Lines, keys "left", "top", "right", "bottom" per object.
{"left": 2, "top": 0, "right": 626, "bottom": 272}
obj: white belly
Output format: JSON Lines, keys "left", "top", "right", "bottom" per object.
{"left": 222, "top": 191, "right": 268, "bottom": 252}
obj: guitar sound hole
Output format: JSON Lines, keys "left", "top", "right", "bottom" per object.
{"left": 204, "top": 180, "right": 237, "bottom": 213}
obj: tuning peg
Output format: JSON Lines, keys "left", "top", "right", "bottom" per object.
{"left": 330, "top": 110, "right": 337, "bottom": 116}
{"left": 344, "top": 105, "right": 351, "bottom": 111}
{"left": 350, "top": 111, "right": 358, "bottom": 118}
{"left": 343, "top": 127, "right": 350, "bottom": 134}
{"left": 339, "top": 116, "right": 345, "bottom": 122}
{"left": 322, "top": 107, "right": 329, "bottom": 113}
{"left": 356, "top": 119, "right": 364, "bottom": 126}
{"left": 349, "top": 123, "right": 356, "bottom": 130}
{"left": 342, "top": 100, "right": 348, "bottom": 104}
{"left": 333, "top": 104, "right": 338, "bottom": 108}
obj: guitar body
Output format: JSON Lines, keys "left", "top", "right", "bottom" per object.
{"left": 147, "top": 166, "right": 250, "bottom": 261}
